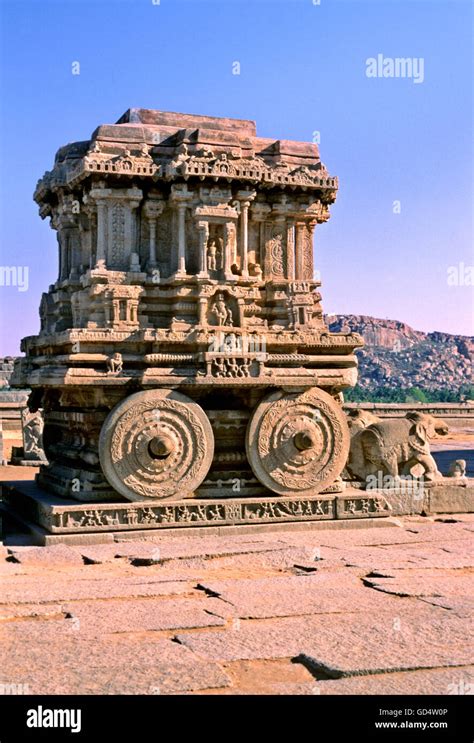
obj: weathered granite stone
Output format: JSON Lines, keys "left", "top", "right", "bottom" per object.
{"left": 331, "top": 542, "right": 474, "bottom": 571}
{"left": 0, "top": 603, "right": 64, "bottom": 620}
{"left": 78, "top": 536, "right": 298, "bottom": 564}
{"left": 0, "top": 622, "right": 231, "bottom": 694}
{"left": 176, "top": 609, "right": 473, "bottom": 673}
{"left": 197, "top": 574, "right": 406, "bottom": 619}
{"left": 7, "top": 544, "right": 85, "bottom": 566}
{"left": 425, "top": 480, "right": 474, "bottom": 513}
{"left": 0, "top": 575, "right": 192, "bottom": 603}
{"left": 62, "top": 597, "right": 227, "bottom": 634}
{"left": 313, "top": 666, "right": 474, "bottom": 695}
{"left": 78, "top": 544, "right": 125, "bottom": 564}
{"left": 418, "top": 595, "right": 474, "bottom": 618}
{"left": 210, "top": 667, "right": 474, "bottom": 695}
{"left": 364, "top": 569, "right": 474, "bottom": 598}
{"left": 119, "top": 537, "right": 297, "bottom": 561}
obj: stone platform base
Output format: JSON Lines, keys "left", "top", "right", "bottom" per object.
{"left": 4, "top": 478, "right": 471, "bottom": 546}
{"left": 1, "top": 480, "right": 392, "bottom": 545}
{"left": 424, "top": 480, "right": 474, "bottom": 514}
{"left": 363, "top": 478, "right": 474, "bottom": 516}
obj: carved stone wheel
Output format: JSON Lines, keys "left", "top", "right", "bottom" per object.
{"left": 99, "top": 390, "right": 214, "bottom": 502}
{"left": 245, "top": 388, "right": 350, "bottom": 496}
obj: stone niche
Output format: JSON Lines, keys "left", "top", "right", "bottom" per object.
{"left": 8, "top": 107, "right": 391, "bottom": 539}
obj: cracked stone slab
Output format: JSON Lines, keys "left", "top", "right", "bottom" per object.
{"left": 163, "top": 546, "right": 312, "bottom": 571}
{"left": 176, "top": 608, "right": 473, "bottom": 675}
{"left": 336, "top": 543, "right": 474, "bottom": 571}
{"left": 77, "top": 538, "right": 310, "bottom": 567}
{"left": 364, "top": 570, "right": 474, "bottom": 598}
{"left": 0, "top": 603, "right": 64, "bottom": 621}
{"left": 0, "top": 624, "right": 231, "bottom": 694}
{"left": 119, "top": 537, "right": 298, "bottom": 560}
{"left": 297, "top": 611, "right": 474, "bottom": 677}
{"left": 418, "top": 595, "right": 474, "bottom": 618}
{"left": 196, "top": 574, "right": 405, "bottom": 619}
{"left": 0, "top": 575, "right": 193, "bottom": 604}
{"left": 279, "top": 522, "right": 472, "bottom": 549}
{"left": 79, "top": 545, "right": 129, "bottom": 564}
{"left": 7, "top": 544, "right": 85, "bottom": 566}
{"left": 62, "top": 597, "right": 227, "bottom": 634}
{"left": 312, "top": 666, "right": 474, "bottom": 695}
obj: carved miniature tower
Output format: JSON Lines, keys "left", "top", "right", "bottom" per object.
{"left": 12, "top": 109, "right": 370, "bottom": 534}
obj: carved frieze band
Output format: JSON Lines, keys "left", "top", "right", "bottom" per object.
{"left": 26, "top": 493, "right": 392, "bottom": 533}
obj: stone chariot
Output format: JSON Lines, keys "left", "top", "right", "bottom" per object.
{"left": 10, "top": 109, "right": 393, "bottom": 538}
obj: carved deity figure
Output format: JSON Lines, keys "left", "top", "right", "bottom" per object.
{"left": 211, "top": 293, "right": 233, "bottom": 326}
{"left": 106, "top": 352, "right": 123, "bottom": 374}
{"left": 22, "top": 409, "right": 46, "bottom": 461}
{"left": 207, "top": 240, "right": 217, "bottom": 272}
{"left": 212, "top": 357, "right": 227, "bottom": 378}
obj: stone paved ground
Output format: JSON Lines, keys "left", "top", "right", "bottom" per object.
{"left": 1, "top": 492, "right": 473, "bottom": 694}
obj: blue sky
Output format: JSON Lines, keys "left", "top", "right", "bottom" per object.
{"left": 0, "top": 0, "right": 472, "bottom": 355}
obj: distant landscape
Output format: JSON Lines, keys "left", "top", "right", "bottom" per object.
{"left": 326, "top": 315, "right": 473, "bottom": 403}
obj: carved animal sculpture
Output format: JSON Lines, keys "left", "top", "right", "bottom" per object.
{"left": 348, "top": 411, "right": 449, "bottom": 483}
{"left": 344, "top": 409, "right": 381, "bottom": 480}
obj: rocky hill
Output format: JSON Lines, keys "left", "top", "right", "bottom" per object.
{"left": 326, "top": 315, "right": 473, "bottom": 392}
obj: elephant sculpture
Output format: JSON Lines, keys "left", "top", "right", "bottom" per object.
{"left": 347, "top": 411, "right": 449, "bottom": 484}
{"left": 343, "top": 409, "right": 381, "bottom": 480}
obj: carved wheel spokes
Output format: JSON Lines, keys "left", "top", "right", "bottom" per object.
{"left": 99, "top": 390, "right": 214, "bottom": 502}
{"left": 246, "top": 388, "right": 350, "bottom": 496}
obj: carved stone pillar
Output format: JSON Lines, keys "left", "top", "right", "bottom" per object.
{"left": 59, "top": 234, "right": 68, "bottom": 281}
{"left": 223, "top": 222, "right": 236, "bottom": 280}
{"left": 237, "top": 298, "right": 245, "bottom": 328}
{"left": 95, "top": 200, "right": 108, "bottom": 267}
{"left": 64, "top": 230, "right": 73, "bottom": 279}
{"left": 295, "top": 222, "right": 306, "bottom": 280}
{"left": 112, "top": 299, "right": 120, "bottom": 324}
{"left": 198, "top": 297, "right": 207, "bottom": 325}
{"left": 80, "top": 199, "right": 96, "bottom": 269}
{"left": 149, "top": 219, "right": 157, "bottom": 266}
{"left": 250, "top": 203, "right": 271, "bottom": 280}
{"left": 126, "top": 197, "right": 142, "bottom": 269}
{"left": 197, "top": 220, "right": 209, "bottom": 277}
{"left": 143, "top": 198, "right": 164, "bottom": 269}
{"left": 286, "top": 219, "right": 295, "bottom": 281}
{"left": 305, "top": 220, "right": 317, "bottom": 279}
{"left": 177, "top": 204, "right": 187, "bottom": 275}
{"left": 53, "top": 196, "right": 81, "bottom": 280}
{"left": 237, "top": 190, "right": 256, "bottom": 278}
{"left": 240, "top": 201, "right": 250, "bottom": 277}
{"left": 170, "top": 184, "right": 191, "bottom": 276}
